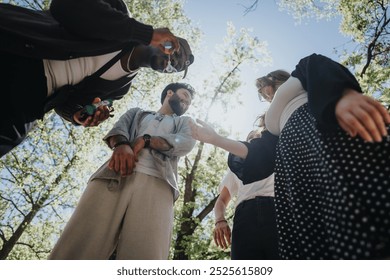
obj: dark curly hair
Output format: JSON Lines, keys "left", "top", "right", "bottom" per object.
{"left": 160, "top": 83, "right": 195, "bottom": 104}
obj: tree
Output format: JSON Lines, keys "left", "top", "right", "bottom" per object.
{"left": 338, "top": 0, "right": 389, "bottom": 104}
{"left": 0, "top": 115, "right": 99, "bottom": 259}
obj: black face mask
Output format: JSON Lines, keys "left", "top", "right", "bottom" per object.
{"left": 168, "top": 93, "right": 185, "bottom": 116}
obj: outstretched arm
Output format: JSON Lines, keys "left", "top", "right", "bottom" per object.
{"left": 50, "top": 0, "right": 178, "bottom": 54}
{"left": 50, "top": 0, "right": 153, "bottom": 45}
{"left": 190, "top": 119, "right": 249, "bottom": 159}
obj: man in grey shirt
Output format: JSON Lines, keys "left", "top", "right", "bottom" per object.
{"left": 49, "top": 82, "right": 196, "bottom": 260}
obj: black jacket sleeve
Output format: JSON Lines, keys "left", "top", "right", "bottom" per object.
{"left": 228, "top": 131, "right": 278, "bottom": 185}
{"left": 50, "top": 0, "right": 153, "bottom": 45}
{"left": 291, "top": 53, "right": 362, "bottom": 130}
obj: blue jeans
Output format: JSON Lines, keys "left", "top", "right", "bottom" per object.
{"left": 231, "top": 196, "right": 279, "bottom": 259}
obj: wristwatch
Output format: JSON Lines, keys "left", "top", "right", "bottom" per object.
{"left": 143, "top": 134, "right": 151, "bottom": 148}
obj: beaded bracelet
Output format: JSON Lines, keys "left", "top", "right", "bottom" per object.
{"left": 215, "top": 219, "right": 227, "bottom": 226}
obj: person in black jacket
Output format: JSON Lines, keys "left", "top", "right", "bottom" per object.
{"left": 0, "top": 0, "right": 194, "bottom": 157}
{"left": 229, "top": 54, "right": 390, "bottom": 259}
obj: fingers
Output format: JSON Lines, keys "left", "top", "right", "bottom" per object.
{"left": 214, "top": 229, "right": 226, "bottom": 249}
{"left": 108, "top": 146, "right": 136, "bottom": 176}
{"left": 92, "top": 97, "right": 101, "bottom": 104}
{"left": 76, "top": 103, "right": 110, "bottom": 128}
{"left": 338, "top": 118, "right": 357, "bottom": 138}
{"left": 85, "top": 106, "right": 111, "bottom": 127}
{"left": 364, "top": 98, "right": 390, "bottom": 135}
{"left": 367, "top": 96, "right": 390, "bottom": 124}
{"left": 190, "top": 120, "right": 219, "bottom": 145}
{"left": 170, "top": 35, "right": 180, "bottom": 54}
{"left": 132, "top": 138, "right": 145, "bottom": 162}
{"left": 213, "top": 224, "right": 231, "bottom": 249}
{"left": 160, "top": 28, "right": 179, "bottom": 54}
{"left": 359, "top": 100, "right": 387, "bottom": 141}
{"left": 96, "top": 106, "right": 111, "bottom": 121}
{"left": 120, "top": 156, "right": 134, "bottom": 177}
{"left": 108, "top": 151, "right": 121, "bottom": 173}
{"left": 351, "top": 102, "right": 387, "bottom": 142}
{"left": 151, "top": 28, "right": 180, "bottom": 54}
{"left": 339, "top": 108, "right": 377, "bottom": 142}
{"left": 221, "top": 228, "right": 231, "bottom": 249}
{"left": 336, "top": 90, "right": 389, "bottom": 142}
{"left": 157, "top": 44, "right": 169, "bottom": 55}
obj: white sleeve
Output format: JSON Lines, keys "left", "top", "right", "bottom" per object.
{"left": 218, "top": 170, "right": 239, "bottom": 197}
{"left": 265, "top": 77, "right": 308, "bottom": 135}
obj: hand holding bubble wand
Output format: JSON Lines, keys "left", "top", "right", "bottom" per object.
{"left": 79, "top": 99, "right": 114, "bottom": 122}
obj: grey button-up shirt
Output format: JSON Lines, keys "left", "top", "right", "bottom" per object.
{"left": 90, "top": 107, "right": 195, "bottom": 200}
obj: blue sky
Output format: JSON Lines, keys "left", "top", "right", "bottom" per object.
{"left": 182, "top": 0, "right": 355, "bottom": 138}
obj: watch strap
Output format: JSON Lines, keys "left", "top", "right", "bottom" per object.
{"left": 143, "top": 134, "right": 151, "bottom": 148}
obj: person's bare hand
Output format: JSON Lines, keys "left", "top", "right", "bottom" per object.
{"left": 213, "top": 221, "right": 231, "bottom": 249}
{"left": 108, "top": 144, "right": 137, "bottom": 177}
{"left": 150, "top": 28, "right": 179, "bottom": 55}
{"left": 336, "top": 89, "right": 390, "bottom": 142}
{"left": 189, "top": 119, "right": 219, "bottom": 144}
{"left": 73, "top": 97, "right": 111, "bottom": 127}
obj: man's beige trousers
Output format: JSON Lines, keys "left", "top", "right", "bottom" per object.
{"left": 49, "top": 172, "right": 174, "bottom": 260}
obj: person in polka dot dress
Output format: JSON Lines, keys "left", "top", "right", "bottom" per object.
{"left": 229, "top": 54, "right": 390, "bottom": 259}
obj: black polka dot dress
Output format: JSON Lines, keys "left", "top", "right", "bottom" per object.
{"left": 275, "top": 103, "right": 390, "bottom": 259}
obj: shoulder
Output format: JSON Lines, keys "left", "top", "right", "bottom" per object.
{"left": 128, "top": 107, "right": 142, "bottom": 113}
{"left": 169, "top": 114, "right": 193, "bottom": 126}
{"left": 177, "top": 115, "right": 194, "bottom": 124}
{"left": 120, "top": 107, "right": 142, "bottom": 117}
{"left": 257, "top": 130, "right": 279, "bottom": 142}
{"left": 138, "top": 108, "right": 154, "bottom": 114}
{"left": 246, "top": 131, "right": 278, "bottom": 154}
{"left": 221, "top": 170, "right": 235, "bottom": 181}
{"left": 220, "top": 170, "right": 235, "bottom": 187}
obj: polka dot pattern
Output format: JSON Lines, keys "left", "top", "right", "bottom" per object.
{"left": 275, "top": 104, "right": 390, "bottom": 259}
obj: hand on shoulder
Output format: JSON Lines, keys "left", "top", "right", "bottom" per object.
{"left": 336, "top": 89, "right": 390, "bottom": 142}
